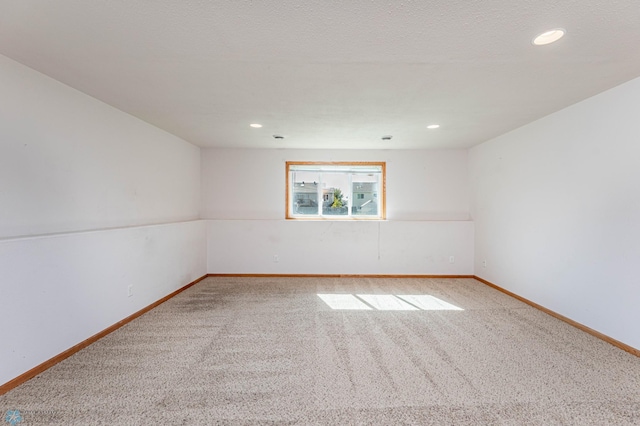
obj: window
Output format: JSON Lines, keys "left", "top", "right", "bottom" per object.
{"left": 286, "top": 162, "right": 386, "bottom": 219}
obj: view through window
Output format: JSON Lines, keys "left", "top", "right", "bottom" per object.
{"left": 286, "top": 162, "right": 385, "bottom": 219}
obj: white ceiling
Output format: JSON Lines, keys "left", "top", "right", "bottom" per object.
{"left": 2, "top": 1, "right": 640, "bottom": 150}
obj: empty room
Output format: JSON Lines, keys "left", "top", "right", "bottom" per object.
{"left": 1, "top": 1, "right": 639, "bottom": 424}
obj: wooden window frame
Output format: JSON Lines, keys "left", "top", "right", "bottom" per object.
{"left": 285, "top": 161, "right": 386, "bottom": 220}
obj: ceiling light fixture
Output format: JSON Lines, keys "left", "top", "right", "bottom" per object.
{"left": 532, "top": 28, "right": 565, "bottom": 46}
{"left": 250, "top": 123, "right": 263, "bottom": 128}
{"left": 427, "top": 124, "right": 440, "bottom": 129}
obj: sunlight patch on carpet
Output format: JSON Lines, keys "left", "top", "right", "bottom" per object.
{"left": 356, "top": 294, "right": 419, "bottom": 311}
{"left": 318, "top": 294, "right": 464, "bottom": 311}
{"left": 317, "top": 294, "right": 372, "bottom": 310}
{"left": 396, "top": 295, "right": 464, "bottom": 311}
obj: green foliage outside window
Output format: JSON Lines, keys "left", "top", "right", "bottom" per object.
{"left": 331, "top": 188, "right": 344, "bottom": 208}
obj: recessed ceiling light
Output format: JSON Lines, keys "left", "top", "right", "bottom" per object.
{"left": 532, "top": 28, "right": 565, "bottom": 46}
{"left": 250, "top": 123, "right": 263, "bottom": 128}
{"left": 427, "top": 124, "right": 440, "bottom": 129}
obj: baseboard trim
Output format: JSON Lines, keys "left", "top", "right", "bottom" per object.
{"left": 207, "top": 273, "right": 475, "bottom": 278}
{"left": 0, "top": 274, "right": 208, "bottom": 396}
{"left": 473, "top": 275, "right": 640, "bottom": 358}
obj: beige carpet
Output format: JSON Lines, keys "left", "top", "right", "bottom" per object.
{"left": 2, "top": 277, "right": 639, "bottom": 425}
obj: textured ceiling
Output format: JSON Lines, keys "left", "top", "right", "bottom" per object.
{"left": 1, "top": 1, "right": 640, "bottom": 149}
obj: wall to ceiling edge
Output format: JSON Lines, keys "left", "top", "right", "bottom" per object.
{"left": 0, "top": 54, "right": 207, "bottom": 387}
{"left": 469, "top": 75, "right": 640, "bottom": 351}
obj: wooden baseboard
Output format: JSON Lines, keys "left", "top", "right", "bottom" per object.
{"left": 0, "top": 274, "right": 208, "bottom": 396}
{"left": 207, "top": 273, "right": 475, "bottom": 279}
{"left": 473, "top": 275, "right": 640, "bottom": 358}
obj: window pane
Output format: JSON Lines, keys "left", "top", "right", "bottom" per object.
{"left": 291, "top": 172, "right": 319, "bottom": 215}
{"left": 286, "top": 162, "right": 385, "bottom": 220}
{"left": 321, "top": 173, "right": 349, "bottom": 216}
{"left": 352, "top": 174, "right": 379, "bottom": 216}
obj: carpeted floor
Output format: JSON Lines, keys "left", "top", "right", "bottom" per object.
{"left": 2, "top": 277, "right": 639, "bottom": 425}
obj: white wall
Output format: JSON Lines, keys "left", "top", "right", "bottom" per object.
{"left": 207, "top": 220, "right": 473, "bottom": 275}
{"left": 202, "top": 149, "right": 470, "bottom": 221}
{"left": 469, "top": 76, "right": 640, "bottom": 351}
{"left": 0, "top": 54, "right": 206, "bottom": 386}
{"left": 202, "top": 149, "right": 473, "bottom": 274}
{"left": 0, "top": 221, "right": 206, "bottom": 386}
{"left": 0, "top": 56, "right": 201, "bottom": 238}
